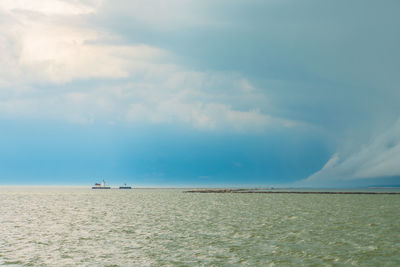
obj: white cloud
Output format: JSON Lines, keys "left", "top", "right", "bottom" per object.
{"left": 0, "top": 70, "right": 300, "bottom": 131}
{"left": 127, "top": 101, "right": 272, "bottom": 131}
{"left": 0, "top": 0, "right": 304, "bottom": 132}
{"left": 0, "top": 8, "right": 167, "bottom": 84}
{"left": 0, "top": 0, "right": 102, "bottom": 15}
{"left": 301, "top": 119, "right": 400, "bottom": 185}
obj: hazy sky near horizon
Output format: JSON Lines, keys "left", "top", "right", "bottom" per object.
{"left": 1, "top": 0, "right": 400, "bottom": 187}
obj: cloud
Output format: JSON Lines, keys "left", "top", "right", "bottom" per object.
{"left": 0, "top": 5, "right": 167, "bottom": 84}
{"left": 0, "top": 0, "right": 102, "bottom": 15}
{"left": 96, "top": 0, "right": 223, "bottom": 30}
{"left": 0, "top": 0, "right": 305, "bottom": 132}
{"left": 301, "top": 119, "right": 400, "bottom": 186}
{"left": 0, "top": 70, "right": 300, "bottom": 131}
{"left": 127, "top": 102, "right": 287, "bottom": 131}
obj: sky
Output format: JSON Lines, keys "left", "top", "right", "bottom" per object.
{"left": 1, "top": 0, "right": 400, "bottom": 187}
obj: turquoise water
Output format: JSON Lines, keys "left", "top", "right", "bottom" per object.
{"left": 1, "top": 188, "right": 399, "bottom": 266}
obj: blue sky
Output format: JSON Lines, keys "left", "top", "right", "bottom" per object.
{"left": 0, "top": 0, "right": 400, "bottom": 187}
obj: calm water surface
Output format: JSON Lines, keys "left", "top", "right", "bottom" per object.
{"left": 0, "top": 187, "right": 399, "bottom": 266}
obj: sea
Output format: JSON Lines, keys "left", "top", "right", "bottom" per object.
{"left": 0, "top": 187, "right": 399, "bottom": 266}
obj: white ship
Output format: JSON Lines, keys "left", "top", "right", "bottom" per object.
{"left": 92, "top": 179, "right": 111, "bottom": 189}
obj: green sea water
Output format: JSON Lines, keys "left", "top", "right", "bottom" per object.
{"left": 1, "top": 188, "right": 399, "bottom": 266}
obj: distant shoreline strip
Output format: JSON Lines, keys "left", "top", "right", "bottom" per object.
{"left": 184, "top": 190, "right": 400, "bottom": 194}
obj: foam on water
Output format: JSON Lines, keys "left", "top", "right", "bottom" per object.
{"left": 0, "top": 188, "right": 399, "bottom": 266}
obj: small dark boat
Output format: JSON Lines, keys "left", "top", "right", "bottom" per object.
{"left": 119, "top": 183, "right": 132, "bottom": 189}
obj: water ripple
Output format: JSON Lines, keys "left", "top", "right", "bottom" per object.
{"left": 0, "top": 188, "right": 399, "bottom": 266}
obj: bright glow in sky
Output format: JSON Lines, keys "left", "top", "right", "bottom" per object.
{"left": 1, "top": 0, "right": 400, "bottom": 187}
